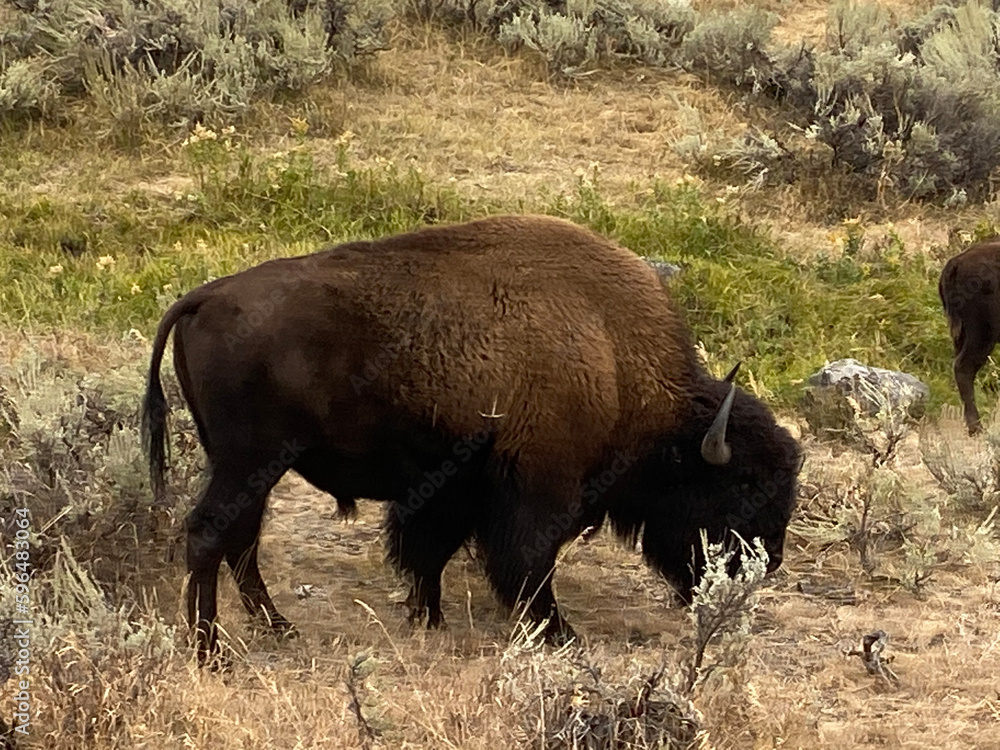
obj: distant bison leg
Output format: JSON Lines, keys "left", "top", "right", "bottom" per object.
{"left": 478, "top": 482, "right": 578, "bottom": 645}
{"left": 386, "top": 491, "right": 477, "bottom": 630}
{"left": 953, "top": 318, "right": 996, "bottom": 434}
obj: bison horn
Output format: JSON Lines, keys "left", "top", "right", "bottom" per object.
{"left": 723, "top": 361, "right": 741, "bottom": 384}
{"left": 701, "top": 382, "right": 737, "bottom": 466}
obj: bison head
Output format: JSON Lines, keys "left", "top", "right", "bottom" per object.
{"left": 616, "top": 374, "right": 801, "bottom": 602}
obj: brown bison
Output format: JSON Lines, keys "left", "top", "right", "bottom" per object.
{"left": 939, "top": 239, "right": 1000, "bottom": 434}
{"left": 141, "top": 214, "right": 801, "bottom": 663}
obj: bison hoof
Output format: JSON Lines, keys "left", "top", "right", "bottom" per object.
{"left": 406, "top": 607, "right": 426, "bottom": 627}
{"left": 249, "top": 612, "right": 297, "bottom": 639}
{"left": 427, "top": 615, "right": 447, "bottom": 631}
{"left": 543, "top": 622, "right": 577, "bottom": 647}
{"left": 274, "top": 624, "right": 299, "bottom": 641}
{"left": 197, "top": 648, "right": 234, "bottom": 672}
{"left": 406, "top": 607, "right": 447, "bottom": 631}
{"left": 672, "top": 589, "right": 694, "bottom": 607}
{"left": 209, "top": 653, "right": 235, "bottom": 672}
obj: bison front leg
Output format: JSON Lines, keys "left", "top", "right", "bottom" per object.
{"left": 478, "top": 494, "right": 578, "bottom": 646}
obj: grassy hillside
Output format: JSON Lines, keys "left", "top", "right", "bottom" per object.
{"left": 0, "top": 126, "right": 978, "bottom": 406}
{"left": 3, "top": 2, "right": 1000, "bottom": 748}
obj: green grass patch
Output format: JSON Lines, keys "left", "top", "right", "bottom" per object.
{"left": 0, "top": 136, "right": 962, "bottom": 410}
{"left": 549, "top": 171, "right": 957, "bottom": 406}
{"left": 0, "top": 130, "right": 474, "bottom": 332}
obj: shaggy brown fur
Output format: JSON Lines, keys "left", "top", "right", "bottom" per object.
{"left": 142, "top": 214, "right": 801, "bottom": 664}
{"left": 939, "top": 240, "right": 1000, "bottom": 434}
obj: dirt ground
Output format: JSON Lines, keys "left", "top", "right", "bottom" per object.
{"left": 194, "top": 433, "right": 1000, "bottom": 748}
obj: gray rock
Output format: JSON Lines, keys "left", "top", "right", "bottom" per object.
{"left": 802, "top": 358, "right": 929, "bottom": 431}
{"left": 645, "top": 259, "right": 682, "bottom": 280}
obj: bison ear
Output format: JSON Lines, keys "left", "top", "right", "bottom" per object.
{"left": 701, "top": 383, "right": 736, "bottom": 466}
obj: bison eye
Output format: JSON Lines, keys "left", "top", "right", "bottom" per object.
{"left": 660, "top": 446, "right": 683, "bottom": 463}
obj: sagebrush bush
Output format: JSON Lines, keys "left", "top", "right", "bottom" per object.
{"left": 921, "top": 406, "right": 1000, "bottom": 513}
{"left": 0, "top": 0, "right": 390, "bottom": 129}
{"left": 0, "top": 352, "right": 200, "bottom": 597}
{"left": 805, "top": 1, "right": 1000, "bottom": 203}
{"left": 684, "top": 532, "right": 768, "bottom": 694}
{"left": 492, "top": 643, "right": 703, "bottom": 749}
{"left": 0, "top": 56, "right": 61, "bottom": 122}
{"left": 700, "top": 128, "right": 796, "bottom": 189}
{"left": 0, "top": 541, "right": 178, "bottom": 744}
{"left": 794, "top": 455, "right": 937, "bottom": 589}
{"left": 676, "top": 6, "right": 778, "bottom": 91}
{"left": 440, "top": 0, "right": 697, "bottom": 75}
{"left": 499, "top": 4, "right": 598, "bottom": 74}
{"left": 415, "top": 0, "right": 1000, "bottom": 204}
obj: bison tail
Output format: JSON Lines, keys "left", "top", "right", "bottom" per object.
{"left": 141, "top": 291, "right": 207, "bottom": 505}
{"left": 938, "top": 261, "right": 964, "bottom": 345}
{"left": 939, "top": 260, "right": 959, "bottom": 318}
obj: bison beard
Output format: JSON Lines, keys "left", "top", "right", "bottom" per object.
{"left": 141, "top": 214, "right": 801, "bottom": 664}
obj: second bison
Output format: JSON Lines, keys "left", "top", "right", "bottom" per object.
{"left": 142, "top": 214, "right": 802, "bottom": 663}
{"left": 939, "top": 239, "right": 1000, "bottom": 434}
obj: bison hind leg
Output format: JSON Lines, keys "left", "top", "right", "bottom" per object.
{"left": 335, "top": 495, "right": 358, "bottom": 520}
{"left": 227, "top": 541, "right": 297, "bottom": 638}
{"left": 385, "top": 490, "right": 477, "bottom": 631}
{"left": 953, "top": 317, "right": 996, "bottom": 434}
{"left": 186, "top": 457, "right": 292, "bottom": 665}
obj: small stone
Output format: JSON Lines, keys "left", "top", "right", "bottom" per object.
{"left": 645, "top": 259, "right": 682, "bottom": 280}
{"left": 801, "top": 358, "right": 929, "bottom": 433}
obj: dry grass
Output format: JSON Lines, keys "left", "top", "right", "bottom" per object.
{"left": 9, "top": 15, "right": 997, "bottom": 264}
{"left": 6, "top": 335, "right": 999, "bottom": 749}
{"left": 17, "top": 425, "right": 1000, "bottom": 749}
{"left": 296, "top": 26, "right": 739, "bottom": 207}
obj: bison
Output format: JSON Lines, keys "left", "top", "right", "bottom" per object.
{"left": 939, "top": 239, "right": 1000, "bottom": 434}
{"left": 141, "top": 214, "right": 801, "bottom": 663}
